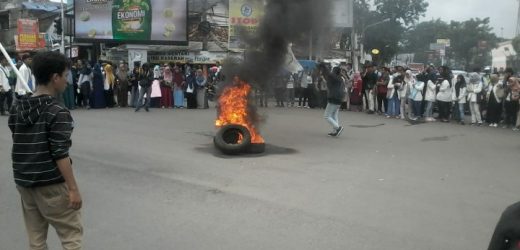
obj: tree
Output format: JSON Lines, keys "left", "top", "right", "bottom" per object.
{"left": 448, "top": 18, "right": 498, "bottom": 69}
{"left": 403, "top": 18, "right": 498, "bottom": 69}
{"left": 374, "top": 0, "right": 429, "bottom": 26}
{"left": 402, "top": 19, "right": 450, "bottom": 63}
{"left": 356, "top": 0, "right": 429, "bottom": 63}
{"left": 512, "top": 36, "right": 520, "bottom": 54}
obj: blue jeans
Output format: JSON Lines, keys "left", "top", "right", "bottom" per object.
{"left": 324, "top": 103, "right": 341, "bottom": 130}
{"left": 424, "top": 101, "right": 434, "bottom": 118}
{"left": 412, "top": 100, "right": 422, "bottom": 118}
{"left": 386, "top": 95, "right": 400, "bottom": 116}
{"left": 455, "top": 103, "right": 465, "bottom": 122}
{"left": 135, "top": 86, "right": 151, "bottom": 110}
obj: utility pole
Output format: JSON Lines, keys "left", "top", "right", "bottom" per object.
{"left": 60, "top": 0, "right": 65, "bottom": 54}
{"left": 202, "top": 0, "right": 208, "bottom": 51}
{"left": 309, "top": 30, "right": 313, "bottom": 61}
{"left": 517, "top": 0, "right": 520, "bottom": 37}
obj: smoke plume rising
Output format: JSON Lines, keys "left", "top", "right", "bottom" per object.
{"left": 223, "top": 0, "right": 333, "bottom": 87}
{"left": 219, "top": 0, "right": 334, "bottom": 130}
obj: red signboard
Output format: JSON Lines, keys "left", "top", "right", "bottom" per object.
{"left": 17, "top": 19, "right": 39, "bottom": 50}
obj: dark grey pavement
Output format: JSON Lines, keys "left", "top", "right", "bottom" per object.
{"left": 1, "top": 107, "right": 519, "bottom": 250}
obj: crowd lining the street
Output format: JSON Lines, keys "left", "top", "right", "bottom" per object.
{"left": 2, "top": 54, "right": 520, "bottom": 131}
{"left": 266, "top": 63, "right": 520, "bottom": 130}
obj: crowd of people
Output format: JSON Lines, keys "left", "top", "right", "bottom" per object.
{"left": 262, "top": 62, "right": 520, "bottom": 131}
{"left": 2, "top": 53, "right": 520, "bottom": 131}
{"left": 73, "top": 60, "right": 218, "bottom": 112}
{"left": 0, "top": 53, "right": 218, "bottom": 115}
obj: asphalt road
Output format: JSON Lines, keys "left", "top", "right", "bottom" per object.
{"left": 1, "top": 106, "right": 519, "bottom": 250}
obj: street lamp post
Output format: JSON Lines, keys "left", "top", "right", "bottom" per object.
{"left": 359, "top": 18, "right": 391, "bottom": 66}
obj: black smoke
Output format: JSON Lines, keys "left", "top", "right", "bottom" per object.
{"left": 222, "top": 0, "right": 333, "bottom": 87}
{"left": 219, "top": 0, "right": 333, "bottom": 130}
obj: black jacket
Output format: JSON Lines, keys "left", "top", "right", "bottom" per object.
{"left": 8, "top": 95, "right": 73, "bottom": 187}
{"left": 325, "top": 72, "right": 345, "bottom": 105}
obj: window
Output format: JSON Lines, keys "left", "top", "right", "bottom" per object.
{"left": 0, "top": 14, "right": 8, "bottom": 30}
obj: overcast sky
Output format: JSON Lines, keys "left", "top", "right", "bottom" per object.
{"left": 422, "top": 0, "right": 518, "bottom": 38}
{"left": 57, "top": 0, "right": 519, "bottom": 38}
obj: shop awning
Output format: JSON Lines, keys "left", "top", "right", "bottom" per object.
{"left": 22, "top": 2, "right": 61, "bottom": 12}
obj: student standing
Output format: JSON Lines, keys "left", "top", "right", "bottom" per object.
{"left": 8, "top": 51, "right": 83, "bottom": 250}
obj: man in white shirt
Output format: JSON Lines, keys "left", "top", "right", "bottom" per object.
{"left": 0, "top": 55, "right": 12, "bottom": 116}
{"left": 15, "top": 54, "right": 35, "bottom": 97}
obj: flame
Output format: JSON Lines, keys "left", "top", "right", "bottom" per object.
{"left": 215, "top": 79, "right": 265, "bottom": 144}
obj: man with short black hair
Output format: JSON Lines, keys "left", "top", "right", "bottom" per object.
{"left": 15, "top": 54, "right": 36, "bottom": 97}
{"left": 320, "top": 64, "right": 345, "bottom": 137}
{"left": 8, "top": 51, "right": 83, "bottom": 250}
{"left": 362, "top": 64, "right": 378, "bottom": 114}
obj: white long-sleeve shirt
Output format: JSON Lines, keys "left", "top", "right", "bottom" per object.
{"left": 15, "top": 63, "right": 35, "bottom": 95}
{"left": 0, "top": 65, "right": 11, "bottom": 92}
{"left": 467, "top": 82, "right": 483, "bottom": 103}
{"left": 436, "top": 80, "right": 452, "bottom": 102}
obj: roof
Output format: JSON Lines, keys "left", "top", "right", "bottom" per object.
{"left": 22, "top": 2, "right": 61, "bottom": 12}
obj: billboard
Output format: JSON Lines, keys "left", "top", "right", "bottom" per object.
{"left": 74, "top": 0, "right": 188, "bottom": 44}
{"left": 228, "top": 0, "right": 264, "bottom": 51}
{"left": 331, "top": 0, "right": 353, "bottom": 28}
{"left": 17, "top": 19, "right": 39, "bottom": 51}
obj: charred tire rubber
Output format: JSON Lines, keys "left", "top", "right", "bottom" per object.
{"left": 214, "top": 125, "right": 252, "bottom": 155}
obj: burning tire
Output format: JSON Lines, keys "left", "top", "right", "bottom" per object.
{"left": 214, "top": 124, "right": 252, "bottom": 155}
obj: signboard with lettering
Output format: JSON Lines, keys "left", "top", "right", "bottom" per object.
{"left": 17, "top": 19, "right": 39, "bottom": 51}
{"left": 148, "top": 51, "right": 231, "bottom": 64}
{"left": 331, "top": 0, "right": 353, "bottom": 28}
{"left": 228, "top": 0, "right": 264, "bottom": 50}
{"left": 74, "top": 0, "right": 188, "bottom": 45}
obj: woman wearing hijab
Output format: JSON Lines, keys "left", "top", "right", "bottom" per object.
{"left": 386, "top": 71, "right": 403, "bottom": 118}
{"left": 486, "top": 74, "right": 504, "bottom": 127}
{"left": 436, "top": 68, "right": 453, "bottom": 123}
{"left": 77, "top": 61, "right": 93, "bottom": 109}
{"left": 104, "top": 64, "right": 116, "bottom": 108}
{"left": 424, "top": 77, "right": 437, "bottom": 122}
{"left": 466, "top": 72, "right": 484, "bottom": 126}
{"left": 350, "top": 72, "right": 363, "bottom": 112}
{"left": 91, "top": 63, "right": 106, "bottom": 109}
{"left": 116, "top": 62, "right": 129, "bottom": 107}
{"left": 452, "top": 74, "right": 467, "bottom": 125}
{"left": 408, "top": 74, "right": 424, "bottom": 120}
{"left": 185, "top": 69, "right": 197, "bottom": 109}
{"left": 195, "top": 69, "right": 208, "bottom": 109}
{"left": 401, "top": 70, "right": 413, "bottom": 119}
{"left": 161, "top": 64, "right": 173, "bottom": 108}
{"left": 172, "top": 66, "right": 186, "bottom": 108}
{"left": 150, "top": 65, "right": 163, "bottom": 108}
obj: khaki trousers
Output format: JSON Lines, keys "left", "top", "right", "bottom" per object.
{"left": 17, "top": 183, "right": 83, "bottom": 250}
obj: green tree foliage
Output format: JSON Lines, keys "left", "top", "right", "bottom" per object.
{"left": 402, "top": 19, "right": 450, "bottom": 63}
{"left": 511, "top": 36, "right": 520, "bottom": 55}
{"left": 374, "top": 0, "right": 429, "bottom": 26}
{"left": 404, "top": 17, "right": 498, "bottom": 69}
{"left": 355, "top": 0, "right": 429, "bottom": 63}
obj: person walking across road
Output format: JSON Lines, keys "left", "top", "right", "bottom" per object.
{"left": 320, "top": 64, "right": 345, "bottom": 137}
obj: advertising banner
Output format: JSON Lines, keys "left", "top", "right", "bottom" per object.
{"left": 228, "top": 0, "right": 264, "bottom": 51}
{"left": 148, "top": 51, "right": 229, "bottom": 64}
{"left": 74, "top": 0, "right": 187, "bottom": 44}
{"left": 17, "top": 19, "right": 39, "bottom": 51}
{"left": 331, "top": 0, "right": 353, "bottom": 28}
